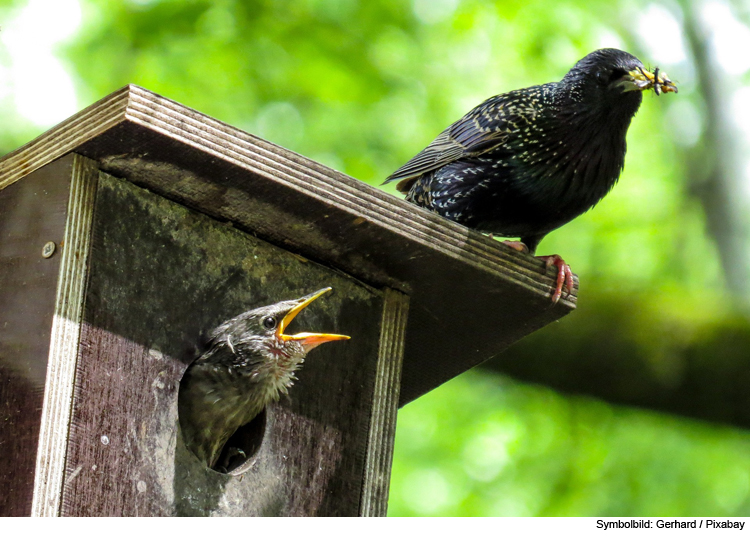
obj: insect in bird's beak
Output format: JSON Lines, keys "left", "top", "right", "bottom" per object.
{"left": 618, "top": 66, "right": 678, "bottom": 95}
{"left": 276, "top": 287, "right": 350, "bottom": 352}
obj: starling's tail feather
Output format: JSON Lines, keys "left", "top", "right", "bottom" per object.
{"left": 395, "top": 177, "right": 417, "bottom": 193}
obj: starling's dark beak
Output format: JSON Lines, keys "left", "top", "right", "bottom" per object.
{"left": 277, "top": 287, "right": 350, "bottom": 352}
{"left": 618, "top": 67, "right": 678, "bottom": 95}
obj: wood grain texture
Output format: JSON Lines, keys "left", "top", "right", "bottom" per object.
{"left": 0, "top": 157, "right": 75, "bottom": 516}
{"left": 360, "top": 289, "right": 409, "bottom": 517}
{"left": 62, "top": 172, "right": 385, "bottom": 516}
{"left": 31, "top": 155, "right": 99, "bottom": 516}
{"left": 0, "top": 90, "right": 128, "bottom": 192}
{"left": 0, "top": 85, "right": 577, "bottom": 406}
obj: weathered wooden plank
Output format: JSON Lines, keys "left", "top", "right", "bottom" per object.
{"left": 360, "top": 289, "right": 409, "bottom": 516}
{"left": 0, "top": 157, "right": 76, "bottom": 516}
{"left": 61, "top": 171, "right": 388, "bottom": 516}
{"left": 30, "top": 156, "right": 98, "bottom": 516}
{"left": 0, "top": 89, "right": 128, "bottom": 192}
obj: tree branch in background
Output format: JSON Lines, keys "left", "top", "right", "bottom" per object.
{"left": 482, "top": 290, "right": 750, "bottom": 429}
{"left": 681, "top": 1, "right": 750, "bottom": 298}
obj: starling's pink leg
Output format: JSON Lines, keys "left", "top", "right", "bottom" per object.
{"left": 500, "top": 240, "right": 572, "bottom": 303}
{"left": 537, "top": 254, "right": 573, "bottom": 304}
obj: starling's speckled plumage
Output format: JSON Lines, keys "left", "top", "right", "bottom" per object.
{"left": 178, "top": 288, "right": 349, "bottom": 471}
{"left": 386, "top": 49, "right": 677, "bottom": 301}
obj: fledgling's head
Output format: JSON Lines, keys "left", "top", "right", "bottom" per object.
{"left": 209, "top": 287, "right": 350, "bottom": 388}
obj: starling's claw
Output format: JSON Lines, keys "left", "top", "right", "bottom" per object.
{"left": 500, "top": 242, "right": 572, "bottom": 303}
{"left": 537, "top": 254, "right": 573, "bottom": 304}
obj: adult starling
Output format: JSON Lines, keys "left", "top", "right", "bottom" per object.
{"left": 178, "top": 287, "right": 349, "bottom": 471}
{"left": 385, "top": 48, "right": 677, "bottom": 302}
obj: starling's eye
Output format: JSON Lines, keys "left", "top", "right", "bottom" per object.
{"left": 262, "top": 316, "right": 277, "bottom": 330}
{"left": 608, "top": 68, "right": 628, "bottom": 82}
{"left": 597, "top": 69, "right": 627, "bottom": 86}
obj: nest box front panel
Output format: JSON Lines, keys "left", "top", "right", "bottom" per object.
{"left": 61, "top": 171, "right": 386, "bottom": 516}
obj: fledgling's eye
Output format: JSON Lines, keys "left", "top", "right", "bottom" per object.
{"left": 262, "top": 316, "right": 277, "bottom": 330}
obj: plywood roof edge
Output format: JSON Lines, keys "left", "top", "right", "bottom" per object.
{"left": 0, "top": 86, "right": 131, "bottom": 191}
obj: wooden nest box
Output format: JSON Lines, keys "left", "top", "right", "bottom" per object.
{"left": 0, "top": 86, "right": 576, "bottom": 516}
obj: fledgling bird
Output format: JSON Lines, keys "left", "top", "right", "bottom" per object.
{"left": 385, "top": 48, "right": 677, "bottom": 302}
{"left": 178, "top": 287, "right": 349, "bottom": 471}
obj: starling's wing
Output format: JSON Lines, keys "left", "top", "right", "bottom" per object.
{"left": 385, "top": 127, "right": 466, "bottom": 186}
{"left": 385, "top": 91, "right": 535, "bottom": 191}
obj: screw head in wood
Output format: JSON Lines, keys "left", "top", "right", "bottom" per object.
{"left": 42, "top": 241, "right": 56, "bottom": 258}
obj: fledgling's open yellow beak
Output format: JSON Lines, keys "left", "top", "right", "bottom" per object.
{"left": 277, "top": 287, "right": 350, "bottom": 352}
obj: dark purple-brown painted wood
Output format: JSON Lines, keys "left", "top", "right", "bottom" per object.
{"left": 62, "top": 173, "right": 383, "bottom": 516}
{"left": 0, "top": 157, "right": 74, "bottom": 516}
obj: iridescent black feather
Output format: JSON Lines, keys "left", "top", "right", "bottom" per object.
{"left": 386, "top": 49, "right": 650, "bottom": 254}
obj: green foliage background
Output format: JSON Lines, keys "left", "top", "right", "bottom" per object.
{"left": 2, "top": 0, "right": 749, "bottom": 516}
